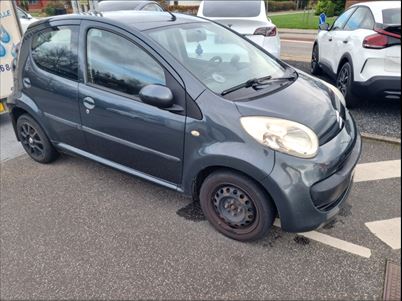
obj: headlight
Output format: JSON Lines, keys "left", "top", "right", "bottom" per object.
{"left": 319, "top": 79, "right": 346, "bottom": 107}
{"left": 241, "top": 116, "right": 319, "bottom": 158}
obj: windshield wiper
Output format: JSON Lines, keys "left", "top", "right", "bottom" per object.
{"left": 221, "top": 73, "right": 297, "bottom": 96}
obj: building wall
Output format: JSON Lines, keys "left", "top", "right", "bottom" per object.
{"left": 17, "top": 0, "right": 50, "bottom": 11}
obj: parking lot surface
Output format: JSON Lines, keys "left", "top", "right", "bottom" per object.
{"left": 1, "top": 133, "right": 400, "bottom": 299}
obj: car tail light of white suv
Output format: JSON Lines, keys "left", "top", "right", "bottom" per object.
{"left": 254, "top": 26, "right": 277, "bottom": 37}
{"left": 363, "top": 27, "right": 401, "bottom": 49}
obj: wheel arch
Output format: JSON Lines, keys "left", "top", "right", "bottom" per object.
{"left": 337, "top": 53, "right": 354, "bottom": 76}
{"left": 190, "top": 165, "right": 278, "bottom": 215}
{"left": 9, "top": 97, "right": 49, "bottom": 141}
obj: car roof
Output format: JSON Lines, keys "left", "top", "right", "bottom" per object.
{"left": 351, "top": 1, "right": 401, "bottom": 23}
{"left": 33, "top": 11, "right": 206, "bottom": 31}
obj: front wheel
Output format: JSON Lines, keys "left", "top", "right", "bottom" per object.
{"left": 199, "top": 170, "right": 276, "bottom": 241}
{"left": 336, "top": 62, "right": 360, "bottom": 108}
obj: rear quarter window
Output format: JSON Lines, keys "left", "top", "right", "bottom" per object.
{"left": 202, "top": 0, "right": 261, "bottom": 18}
{"left": 382, "top": 8, "right": 401, "bottom": 24}
{"left": 31, "top": 26, "right": 78, "bottom": 81}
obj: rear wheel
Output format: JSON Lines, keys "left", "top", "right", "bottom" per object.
{"left": 16, "top": 114, "right": 59, "bottom": 163}
{"left": 337, "top": 62, "right": 360, "bottom": 108}
{"left": 199, "top": 170, "right": 276, "bottom": 241}
{"left": 311, "top": 44, "right": 322, "bottom": 75}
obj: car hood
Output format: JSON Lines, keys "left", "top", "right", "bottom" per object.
{"left": 235, "top": 72, "right": 343, "bottom": 143}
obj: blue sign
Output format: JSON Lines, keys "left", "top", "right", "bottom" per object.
{"left": 319, "top": 13, "right": 327, "bottom": 25}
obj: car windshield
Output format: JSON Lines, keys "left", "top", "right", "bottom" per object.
{"left": 147, "top": 22, "right": 286, "bottom": 95}
{"left": 202, "top": 0, "right": 261, "bottom": 18}
{"left": 382, "top": 8, "right": 401, "bottom": 24}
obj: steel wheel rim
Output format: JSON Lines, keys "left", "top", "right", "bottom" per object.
{"left": 212, "top": 185, "right": 257, "bottom": 229}
{"left": 337, "top": 66, "right": 349, "bottom": 96}
{"left": 20, "top": 122, "right": 44, "bottom": 158}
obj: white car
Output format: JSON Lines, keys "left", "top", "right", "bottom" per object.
{"left": 17, "top": 7, "right": 37, "bottom": 32}
{"left": 312, "top": 1, "right": 401, "bottom": 107}
{"left": 197, "top": 0, "right": 281, "bottom": 58}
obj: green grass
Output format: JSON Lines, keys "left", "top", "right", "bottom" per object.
{"left": 270, "top": 12, "right": 336, "bottom": 30}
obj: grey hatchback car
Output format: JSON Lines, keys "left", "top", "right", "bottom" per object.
{"left": 8, "top": 11, "right": 361, "bottom": 241}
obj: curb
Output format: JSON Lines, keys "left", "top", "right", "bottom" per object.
{"left": 361, "top": 132, "right": 401, "bottom": 145}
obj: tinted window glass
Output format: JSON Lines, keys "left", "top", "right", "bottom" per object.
{"left": 87, "top": 29, "right": 165, "bottom": 96}
{"left": 383, "top": 8, "right": 401, "bottom": 24}
{"left": 345, "top": 7, "right": 374, "bottom": 30}
{"left": 31, "top": 27, "right": 78, "bottom": 80}
{"left": 203, "top": 1, "right": 261, "bottom": 18}
{"left": 332, "top": 8, "right": 356, "bottom": 30}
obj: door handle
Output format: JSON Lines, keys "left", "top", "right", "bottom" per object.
{"left": 83, "top": 97, "right": 95, "bottom": 110}
{"left": 23, "top": 77, "right": 31, "bottom": 88}
{"left": 328, "top": 37, "right": 333, "bottom": 42}
{"left": 343, "top": 40, "right": 348, "bottom": 44}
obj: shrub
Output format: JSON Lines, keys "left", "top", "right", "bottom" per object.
{"left": 268, "top": 1, "right": 297, "bottom": 12}
{"left": 44, "top": 4, "right": 56, "bottom": 16}
{"left": 315, "top": 0, "right": 345, "bottom": 17}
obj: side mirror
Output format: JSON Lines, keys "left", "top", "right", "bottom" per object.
{"left": 319, "top": 23, "right": 330, "bottom": 31}
{"left": 139, "top": 85, "right": 174, "bottom": 109}
{"left": 27, "top": 13, "right": 33, "bottom": 19}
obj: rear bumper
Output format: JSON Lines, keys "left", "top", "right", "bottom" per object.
{"left": 263, "top": 111, "right": 361, "bottom": 232}
{"left": 354, "top": 76, "right": 401, "bottom": 100}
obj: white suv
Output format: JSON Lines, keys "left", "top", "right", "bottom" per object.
{"left": 311, "top": 1, "right": 401, "bottom": 107}
{"left": 197, "top": 0, "right": 281, "bottom": 58}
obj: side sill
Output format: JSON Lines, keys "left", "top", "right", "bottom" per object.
{"left": 56, "top": 142, "right": 183, "bottom": 193}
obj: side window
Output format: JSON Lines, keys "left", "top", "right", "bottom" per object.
{"left": 344, "top": 7, "right": 374, "bottom": 31}
{"left": 331, "top": 8, "right": 356, "bottom": 31}
{"left": 86, "top": 28, "right": 165, "bottom": 96}
{"left": 31, "top": 26, "right": 78, "bottom": 81}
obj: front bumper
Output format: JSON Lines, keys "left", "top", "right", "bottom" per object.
{"left": 354, "top": 76, "right": 401, "bottom": 100}
{"left": 262, "top": 111, "right": 362, "bottom": 232}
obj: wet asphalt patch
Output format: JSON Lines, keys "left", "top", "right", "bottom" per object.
{"left": 176, "top": 201, "right": 206, "bottom": 222}
{"left": 294, "top": 235, "right": 310, "bottom": 245}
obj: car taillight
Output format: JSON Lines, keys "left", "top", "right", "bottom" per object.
{"left": 363, "top": 28, "right": 401, "bottom": 49}
{"left": 363, "top": 33, "right": 389, "bottom": 49}
{"left": 254, "top": 26, "right": 277, "bottom": 37}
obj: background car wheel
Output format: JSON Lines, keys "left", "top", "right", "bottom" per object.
{"left": 16, "top": 114, "right": 59, "bottom": 163}
{"left": 199, "top": 170, "right": 276, "bottom": 242}
{"left": 337, "top": 62, "right": 360, "bottom": 108}
{"left": 311, "top": 44, "right": 322, "bottom": 75}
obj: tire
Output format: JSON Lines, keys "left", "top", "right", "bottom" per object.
{"left": 311, "top": 43, "right": 322, "bottom": 75}
{"left": 336, "top": 62, "right": 360, "bottom": 108}
{"left": 199, "top": 170, "right": 276, "bottom": 242}
{"left": 16, "top": 114, "right": 59, "bottom": 163}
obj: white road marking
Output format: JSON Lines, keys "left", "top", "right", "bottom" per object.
{"left": 354, "top": 160, "right": 401, "bottom": 183}
{"left": 365, "top": 218, "right": 401, "bottom": 250}
{"left": 274, "top": 219, "right": 372, "bottom": 258}
{"left": 281, "top": 39, "right": 314, "bottom": 44}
